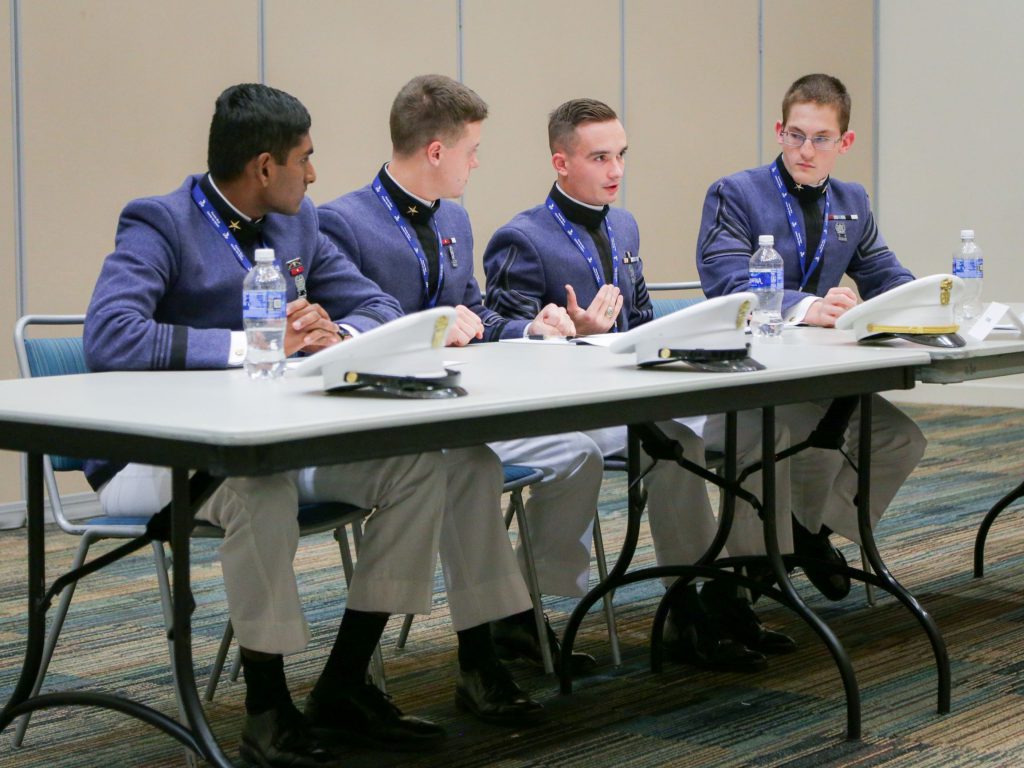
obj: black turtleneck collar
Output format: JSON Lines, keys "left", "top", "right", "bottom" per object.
{"left": 200, "top": 173, "right": 264, "bottom": 249}
{"left": 378, "top": 164, "right": 440, "bottom": 225}
{"left": 550, "top": 183, "right": 608, "bottom": 231}
{"left": 774, "top": 154, "right": 829, "bottom": 204}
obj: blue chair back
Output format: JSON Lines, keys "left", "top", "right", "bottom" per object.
{"left": 14, "top": 316, "right": 88, "bottom": 472}
{"left": 651, "top": 296, "right": 705, "bottom": 319}
{"left": 647, "top": 280, "right": 706, "bottom": 320}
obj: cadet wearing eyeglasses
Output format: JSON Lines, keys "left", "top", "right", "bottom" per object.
{"left": 696, "top": 73, "right": 926, "bottom": 602}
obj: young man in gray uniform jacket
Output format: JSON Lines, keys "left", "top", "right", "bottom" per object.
{"left": 86, "top": 83, "right": 476, "bottom": 766}
{"left": 318, "top": 74, "right": 570, "bottom": 723}
{"left": 696, "top": 74, "right": 926, "bottom": 598}
{"left": 484, "top": 98, "right": 796, "bottom": 673}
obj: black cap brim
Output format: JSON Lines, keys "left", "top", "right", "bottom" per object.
{"left": 326, "top": 368, "right": 467, "bottom": 399}
{"left": 862, "top": 332, "right": 966, "bottom": 349}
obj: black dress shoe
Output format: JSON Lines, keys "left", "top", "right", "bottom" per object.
{"left": 239, "top": 704, "right": 336, "bottom": 767}
{"left": 663, "top": 609, "right": 768, "bottom": 672}
{"left": 491, "top": 615, "right": 598, "bottom": 676}
{"left": 793, "top": 520, "right": 852, "bottom": 601}
{"left": 713, "top": 597, "right": 797, "bottom": 655}
{"left": 455, "top": 660, "right": 545, "bottom": 726}
{"left": 304, "top": 683, "right": 445, "bottom": 751}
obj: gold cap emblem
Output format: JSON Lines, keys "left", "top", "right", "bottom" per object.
{"left": 939, "top": 277, "right": 952, "bottom": 306}
{"left": 432, "top": 316, "right": 449, "bottom": 348}
{"left": 737, "top": 300, "right": 752, "bottom": 328}
{"left": 345, "top": 371, "right": 359, "bottom": 384}
{"left": 659, "top": 347, "right": 672, "bottom": 359}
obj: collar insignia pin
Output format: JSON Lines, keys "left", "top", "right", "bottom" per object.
{"left": 406, "top": 205, "right": 419, "bottom": 217}
{"left": 228, "top": 220, "right": 242, "bottom": 232}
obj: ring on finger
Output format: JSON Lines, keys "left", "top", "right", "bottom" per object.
{"left": 605, "top": 307, "right": 615, "bottom": 318}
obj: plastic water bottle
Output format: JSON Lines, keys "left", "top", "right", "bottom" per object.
{"left": 242, "top": 248, "right": 287, "bottom": 379}
{"left": 749, "top": 234, "right": 784, "bottom": 338}
{"left": 952, "top": 229, "right": 983, "bottom": 321}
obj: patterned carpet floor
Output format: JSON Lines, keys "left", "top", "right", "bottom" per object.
{"left": 1, "top": 404, "right": 1023, "bottom": 767}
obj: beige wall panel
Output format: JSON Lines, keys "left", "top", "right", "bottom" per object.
{"left": 20, "top": 0, "right": 257, "bottom": 317}
{"left": 265, "top": 1, "right": 458, "bottom": 205}
{"left": 461, "top": 0, "right": 622, "bottom": 280}
{"left": 0, "top": 2, "right": 21, "bottom": 502}
{"left": 878, "top": 0, "right": 1023, "bottom": 280}
{"left": 762, "top": 0, "right": 875, "bottom": 192}
{"left": 878, "top": 0, "right": 1024, "bottom": 405}
{"left": 626, "top": 0, "right": 759, "bottom": 284}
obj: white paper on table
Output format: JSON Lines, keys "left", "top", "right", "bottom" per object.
{"left": 973, "top": 302, "right": 1024, "bottom": 339}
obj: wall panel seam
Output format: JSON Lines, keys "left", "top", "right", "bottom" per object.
{"left": 10, "top": 0, "right": 24, "bottom": 319}
{"left": 619, "top": 0, "right": 627, "bottom": 208}
{"left": 757, "top": 0, "right": 764, "bottom": 166}
{"left": 457, "top": 0, "right": 464, "bottom": 82}
{"left": 258, "top": 0, "right": 266, "bottom": 84}
{"left": 872, "top": 0, "right": 881, "bottom": 222}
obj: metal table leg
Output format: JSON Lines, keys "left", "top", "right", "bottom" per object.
{"left": 973, "top": 477, "right": 1024, "bottom": 577}
{"left": 169, "top": 468, "right": 234, "bottom": 767}
{"left": 854, "top": 395, "right": 950, "bottom": 715}
{"left": 560, "top": 412, "right": 864, "bottom": 743}
{"left": 759, "top": 407, "right": 862, "bottom": 739}
{"left": 0, "top": 463, "right": 235, "bottom": 766}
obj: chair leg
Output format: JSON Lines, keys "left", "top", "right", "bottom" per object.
{"left": 861, "top": 545, "right": 876, "bottom": 607}
{"left": 334, "top": 521, "right": 386, "bottom": 693}
{"left": 509, "top": 489, "right": 555, "bottom": 675}
{"left": 228, "top": 648, "right": 242, "bottom": 683}
{"left": 395, "top": 614, "right": 415, "bottom": 650}
{"left": 592, "top": 513, "right": 622, "bottom": 666}
{"left": 205, "top": 621, "right": 235, "bottom": 701}
{"left": 13, "top": 532, "right": 96, "bottom": 747}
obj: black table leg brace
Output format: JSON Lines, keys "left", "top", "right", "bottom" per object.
{"left": 560, "top": 397, "right": 951, "bottom": 738}
{"left": 0, "top": 463, "right": 235, "bottom": 766}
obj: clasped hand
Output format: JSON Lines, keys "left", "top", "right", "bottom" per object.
{"left": 804, "top": 287, "right": 858, "bottom": 327}
{"left": 285, "top": 298, "right": 343, "bottom": 355}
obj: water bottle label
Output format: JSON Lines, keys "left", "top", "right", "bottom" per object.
{"left": 243, "top": 290, "right": 286, "bottom": 319}
{"left": 749, "top": 269, "right": 782, "bottom": 291}
{"left": 953, "top": 258, "right": 983, "bottom": 279}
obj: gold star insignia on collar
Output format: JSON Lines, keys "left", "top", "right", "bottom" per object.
{"left": 794, "top": 183, "right": 804, "bottom": 191}
{"left": 406, "top": 205, "right": 419, "bottom": 216}
{"left": 228, "top": 220, "right": 242, "bottom": 232}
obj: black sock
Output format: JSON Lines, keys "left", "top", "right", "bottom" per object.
{"left": 500, "top": 609, "right": 535, "bottom": 629}
{"left": 239, "top": 651, "right": 291, "bottom": 715}
{"left": 457, "top": 623, "right": 499, "bottom": 671}
{"left": 312, "top": 609, "right": 388, "bottom": 701}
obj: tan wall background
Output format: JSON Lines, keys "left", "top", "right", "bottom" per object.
{"left": 878, "top": 0, "right": 1024, "bottom": 407}
{"left": 0, "top": 0, "right": 876, "bottom": 507}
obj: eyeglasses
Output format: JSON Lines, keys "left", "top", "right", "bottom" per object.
{"left": 779, "top": 131, "right": 843, "bottom": 152}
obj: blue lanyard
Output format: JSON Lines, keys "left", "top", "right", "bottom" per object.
{"left": 372, "top": 174, "right": 444, "bottom": 309}
{"left": 546, "top": 196, "right": 619, "bottom": 290}
{"left": 769, "top": 161, "right": 829, "bottom": 291}
{"left": 190, "top": 180, "right": 255, "bottom": 271}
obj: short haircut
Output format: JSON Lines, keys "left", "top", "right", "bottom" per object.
{"left": 389, "top": 74, "right": 488, "bottom": 156}
{"left": 207, "top": 83, "right": 311, "bottom": 181}
{"left": 548, "top": 98, "right": 619, "bottom": 154}
{"left": 782, "top": 74, "right": 852, "bottom": 133}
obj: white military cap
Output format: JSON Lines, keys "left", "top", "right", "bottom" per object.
{"left": 608, "top": 292, "right": 764, "bottom": 372}
{"left": 834, "top": 274, "right": 966, "bottom": 348}
{"left": 293, "top": 306, "right": 465, "bottom": 397}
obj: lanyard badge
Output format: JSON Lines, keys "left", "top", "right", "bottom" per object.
{"left": 545, "top": 196, "right": 619, "bottom": 291}
{"left": 373, "top": 174, "right": 444, "bottom": 308}
{"left": 191, "top": 181, "right": 254, "bottom": 271}
{"left": 769, "top": 161, "right": 829, "bottom": 291}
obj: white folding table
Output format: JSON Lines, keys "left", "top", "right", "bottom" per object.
{"left": 0, "top": 339, "right": 932, "bottom": 762}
